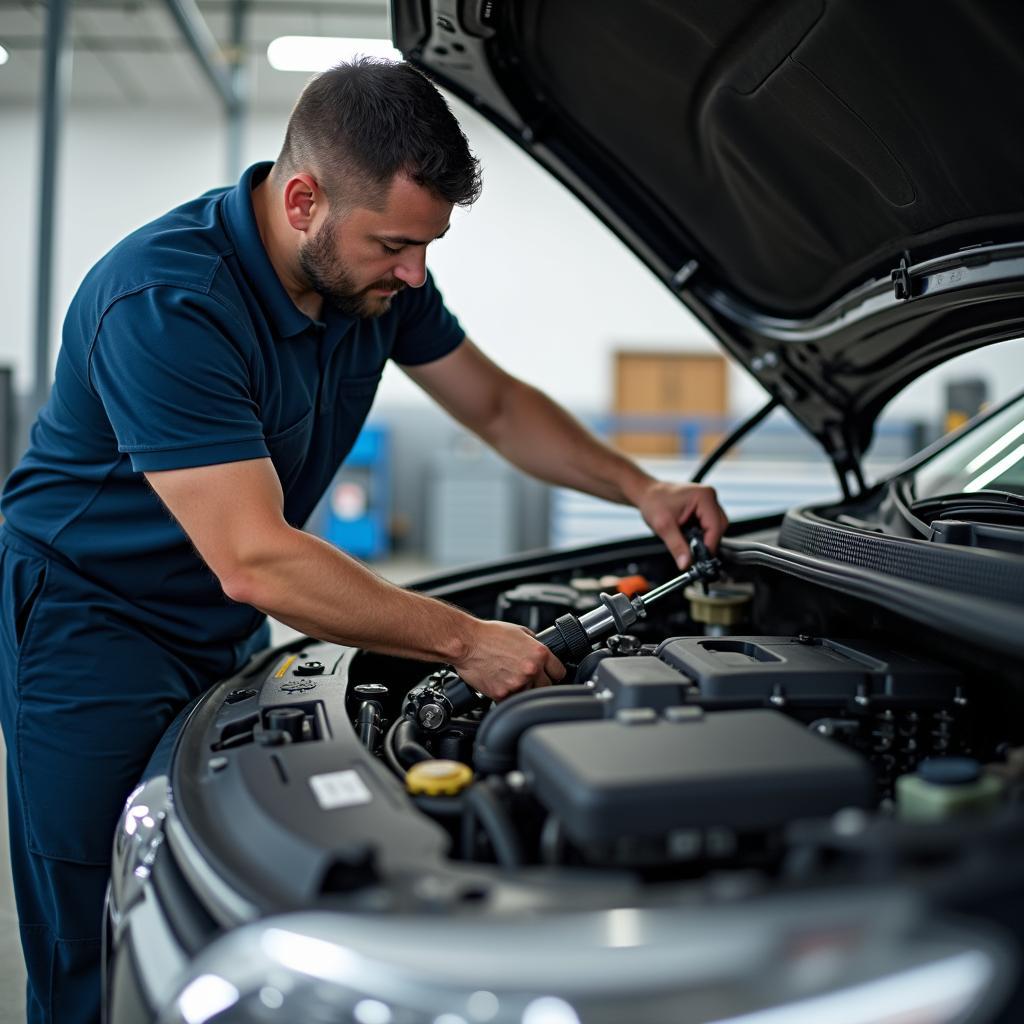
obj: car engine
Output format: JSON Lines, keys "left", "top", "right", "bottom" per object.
{"left": 143, "top": 541, "right": 1020, "bottom": 926}
{"left": 353, "top": 567, "right": 987, "bottom": 880}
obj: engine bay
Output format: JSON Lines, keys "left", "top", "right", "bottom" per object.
{"left": 166, "top": 540, "right": 1024, "bottom": 924}
{"left": 356, "top": 577, "right": 986, "bottom": 878}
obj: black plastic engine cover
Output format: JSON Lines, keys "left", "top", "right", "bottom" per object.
{"left": 657, "top": 636, "right": 963, "bottom": 704}
{"left": 520, "top": 709, "right": 873, "bottom": 844}
{"left": 591, "top": 656, "right": 693, "bottom": 712}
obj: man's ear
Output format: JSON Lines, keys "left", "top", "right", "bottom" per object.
{"left": 281, "top": 173, "right": 325, "bottom": 232}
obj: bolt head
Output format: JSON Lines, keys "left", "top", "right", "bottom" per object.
{"left": 419, "top": 703, "right": 445, "bottom": 730}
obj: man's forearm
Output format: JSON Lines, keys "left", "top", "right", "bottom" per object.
{"left": 222, "top": 526, "right": 473, "bottom": 663}
{"left": 481, "top": 378, "right": 654, "bottom": 505}
{"left": 407, "top": 343, "right": 726, "bottom": 570}
{"left": 146, "top": 457, "right": 568, "bottom": 699}
{"left": 221, "top": 524, "right": 567, "bottom": 698}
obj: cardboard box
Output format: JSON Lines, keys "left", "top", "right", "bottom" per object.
{"left": 613, "top": 352, "right": 728, "bottom": 455}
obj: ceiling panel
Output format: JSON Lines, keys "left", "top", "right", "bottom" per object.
{"left": 0, "top": 0, "right": 391, "bottom": 110}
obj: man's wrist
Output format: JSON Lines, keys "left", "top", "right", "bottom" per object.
{"left": 616, "top": 463, "right": 657, "bottom": 508}
{"left": 432, "top": 602, "right": 478, "bottom": 666}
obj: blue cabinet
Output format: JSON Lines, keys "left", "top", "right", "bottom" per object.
{"left": 309, "top": 425, "right": 391, "bottom": 561}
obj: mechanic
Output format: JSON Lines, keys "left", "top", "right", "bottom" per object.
{"left": 0, "top": 59, "right": 727, "bottom": 1023}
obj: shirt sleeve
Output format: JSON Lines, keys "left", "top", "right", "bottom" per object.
{"left": 88, "top": 285, "right": 271, "bottom": 472}
{"left": 389, "top": 270, "right": 466, "bottom": 366}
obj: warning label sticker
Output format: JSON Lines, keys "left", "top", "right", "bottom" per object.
{"left": 309, "top": 769, "right": 373, "bottom": 811}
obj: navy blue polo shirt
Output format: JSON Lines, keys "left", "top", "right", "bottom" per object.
{"left": 1, "top": 162, "right": 465, "bottom": 653}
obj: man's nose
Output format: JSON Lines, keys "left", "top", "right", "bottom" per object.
{"left": 393, "top": 248, "right": 427, "bottom": 289}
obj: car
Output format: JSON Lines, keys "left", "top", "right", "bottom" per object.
{"left": 104, "top": 3, "right": 1024, "bottom": 1022}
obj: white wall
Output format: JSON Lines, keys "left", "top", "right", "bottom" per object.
{"left": 0, "top": 94, "right": 752, "bottom": 413}
{"left": 1, "top": 107, "right": 227, "bottom": 392}
{"left": 1, "top": 91, "right": 1020, "bottom": 421}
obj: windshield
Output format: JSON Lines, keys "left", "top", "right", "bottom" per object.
{"left": 913, "top": 394, "right": 1024, "bottom": 499}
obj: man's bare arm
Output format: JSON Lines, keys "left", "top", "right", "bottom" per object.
{"left": 144, "top": 458, "right": 564, "bottom": 698}
{"left": 404, "top": 339, "right": 729, "bottom": 568}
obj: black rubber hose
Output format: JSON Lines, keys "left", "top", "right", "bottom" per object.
{"left": 383, "top": 718, "right": 433, "bottom": 777}
{"left": 356, "top": 700, "right": 384, "bottom": 752}
{"left": 474, "top": 688, "right": 601, "bottom": 775}
{"left": 382, "top": 718, "right": 404, "bottom": 777}
{"left": 463, "top": 781, "right": 523, "bottom": 868}
{"left": 396, "top": 719, "right": 433, "bottom": 765}
{"left": 474, "top": 687, "right": 595, "bottom": 754}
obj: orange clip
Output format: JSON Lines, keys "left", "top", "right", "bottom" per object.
{"left": 615, "top": 575, "right": 650, "bottom": 597}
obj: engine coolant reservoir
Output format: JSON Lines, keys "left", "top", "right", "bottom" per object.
{"left": 896, "top": 758, "right": 1003, "bottom": 822}
{"left": 684, "top": 581, "right": 754, "bottom": 635}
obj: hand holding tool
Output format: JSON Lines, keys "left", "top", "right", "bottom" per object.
{"left": 536, "top": 548, "right": 720, "bottom": 663}
{"left": 406, "top": 526, "right": 721, "bottom": 731}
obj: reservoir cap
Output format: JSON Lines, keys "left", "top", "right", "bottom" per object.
{"left": 917, "top": 757, "right": 981, "bottom": 786}
{"left": 406, "top": 759, "right": 474, "bottom": 797}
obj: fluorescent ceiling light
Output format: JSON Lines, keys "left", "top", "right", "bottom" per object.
{"left": 267, "top": 36, "right": 401, "bottom": 73}
{"left": 0, "top": 44, "right": 10, "bottom": 66}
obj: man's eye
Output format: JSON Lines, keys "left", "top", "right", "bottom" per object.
{"left": 381, "top": 242, "right": 402, "bottom": 255}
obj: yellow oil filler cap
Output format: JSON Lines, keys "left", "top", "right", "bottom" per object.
{"left": 406, "top": 759, "right": 474, "bottom": 797}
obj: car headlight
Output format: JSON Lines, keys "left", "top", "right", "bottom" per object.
{"left": 110, "top": 774, "right": 170, "bottom": 924}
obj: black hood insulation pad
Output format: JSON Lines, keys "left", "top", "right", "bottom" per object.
{"left": 507, "top": 0, "right": 1024, "bottom": 315}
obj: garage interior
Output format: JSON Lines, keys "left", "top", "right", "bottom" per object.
{"left": 1, "top": 1, "right": 1023, "bottom": 1020}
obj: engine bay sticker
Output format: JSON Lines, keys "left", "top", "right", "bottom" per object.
{"left": 309, "top": 769, "right": 373, "bottom": 811}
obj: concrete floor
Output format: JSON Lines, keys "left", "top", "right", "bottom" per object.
{"left": 0, "top": 556, "right": 436, "bottom": 1022}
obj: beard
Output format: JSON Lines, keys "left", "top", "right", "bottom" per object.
{"left": 298, "top": 218, "right": 405, "bottom": 319}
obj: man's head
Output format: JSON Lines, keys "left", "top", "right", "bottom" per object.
{"left": 271, "top": 58, "right": 481, "bottom": 317}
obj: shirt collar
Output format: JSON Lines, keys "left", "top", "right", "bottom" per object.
{"left": 221, "top": 161, "right": 357, "bottom": 341}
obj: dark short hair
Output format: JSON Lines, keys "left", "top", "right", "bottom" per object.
{"left": 274, "top": 57, "right": 482, "bottom": 210}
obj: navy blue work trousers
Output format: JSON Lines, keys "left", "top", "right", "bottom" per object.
{"left": 0, "top": 531, "right": 268, "bottom": 1023}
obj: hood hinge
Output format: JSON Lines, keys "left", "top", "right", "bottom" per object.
{"left": 824, "top": 424, "right": 867, "bottom": 500}
{"left": 891, "top": 250, "right": 913, "bottom": 301}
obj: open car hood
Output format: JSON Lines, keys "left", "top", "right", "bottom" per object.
{"left": 392, "top": 1, "right": 1024, "bottom": 486}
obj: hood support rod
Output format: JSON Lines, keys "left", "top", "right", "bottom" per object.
{"left": 692, "top": 396, "right": 781, "bottom": 484}
{"left": 826, "top": 425, "right": 868, "bottom": 500}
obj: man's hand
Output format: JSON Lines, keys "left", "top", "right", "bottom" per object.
{"left": 633, "top": 480, "right": 729, "bottom": 570}
{"left": 453, "top": 619, "right": 566, "bottom": 700}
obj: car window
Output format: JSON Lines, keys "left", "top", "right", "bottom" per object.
{"left": 865, "top": 337, "right": 1024, "bottom": 492}
{"left": 913, "top": 393, "right": 1024, "bottom": 498}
